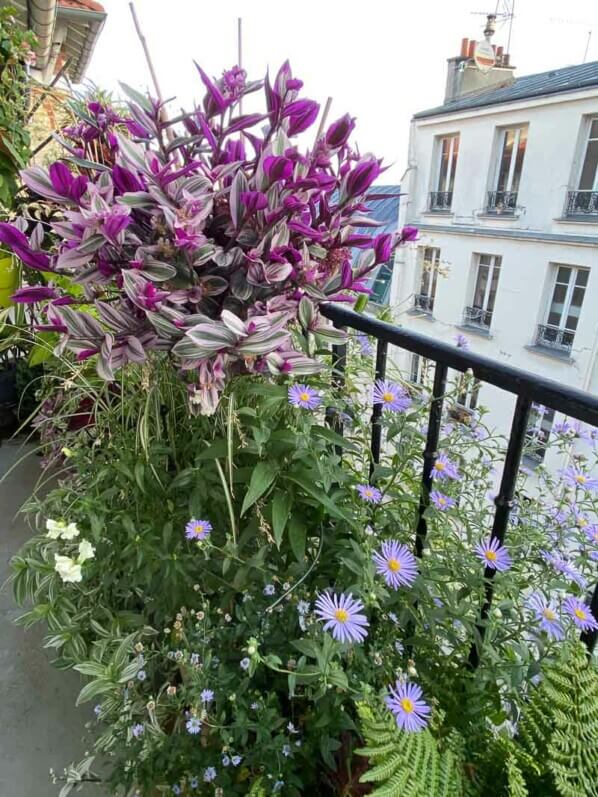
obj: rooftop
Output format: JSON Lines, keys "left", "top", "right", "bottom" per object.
{"left": 414, "top": 60, "right": 598, "bottom": 119}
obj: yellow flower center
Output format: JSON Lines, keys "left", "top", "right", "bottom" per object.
{"left": 578, "top": 518, "right": 588, "bottom": 527}
{"left": 400, "top": 697, "right": 415, "bottom": 714}
{"left": 299, "top": 392, "right": 310, "bottom": 402}
{"left": 388, "top": 558, "right": 401, "bottom": 572}
{"left": 435, "top": 461, "right": 446, "bottom": 471}
{"left": 439, "top": 498, "right": 446, "bottom": 506}
{"left": 574, "top": 608, "right": 587, "bottom": 621}
{"left": 543, "top": 608, "right": 556, "bottom": 621}
{"left": 382, "top": 391, "right": 394, "bottom": 403}
{"left": 485, "top": 550, "right": 497, "bottom": 562}
{"left": 195, "top": 524, "right": 205, "bottom": 536}
{"left": 365, "top": 489, "right": 373, "bottom": 497}
{"left": 334, "top": 609, "right": 349, "bottom": 624}
{"left": 575, "top": 474, "right": 587, "bottom": 484}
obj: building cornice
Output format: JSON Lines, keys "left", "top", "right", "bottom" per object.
{"left": 414, "top": 223, "right": 598, "bottom": 247}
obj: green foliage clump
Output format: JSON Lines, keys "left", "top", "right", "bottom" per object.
{"left": 356, "top": 702, "right": 466, "bottom": 796}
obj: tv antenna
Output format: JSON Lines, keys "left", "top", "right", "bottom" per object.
{"left": 471, "top": 0, "right": 515, "bottom": 54}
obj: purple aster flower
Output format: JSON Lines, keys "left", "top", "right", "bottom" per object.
{"left": 563, "top": 596, "right": 598, "bottom": 632}
{"left": 186, "top": 717, "right": 202, "bottom": 735}
{"left": 282, "top": 744, "right": 292, "bottom": 757}
{"left": 172, "top": 786, "right": 181, "bottom": 796}
{"left": 93, "top": 704, "right": 101, "bottom": 717}
{"left": 136, "top": 669, "right": 146, "bottom": 681}
{"left": 204, "top": 766, "right": 217, "bottom": 783}
{"left": 526, "top": 593, "right": 565, "bottom": 641}
{"left": 541, "top": 551, "right": 587, "bottom": 589}
{"left": 455, "top": 334, "right": 470, "bottom": 350}
{"left": 288, "top": 384, "right": 321, "bottom": 410}
{"left": 314, "top": 592, "right": 369, "bottom": 644}
{"left": 429, "top": 491, "right": 456, "bottom": 511}
{"left": 372, "top": 541, "right": 418, "bottom": 589}
{"left": 231, "top": 755, "right": 242, "bottom": 766}
{"left": 474, "top": 538, "right": 512, "bottom": 572}
{"left": 190, "top": 777, "right": 199, "bottom": 789}
{"left": 356, "top": 332, "right": 373, "bottom": 356}
{"left": 561, "top": 466, "right": 598, "bottom": 492}
{"left": 201, "top": 688, "right": 214, "bottom": 704}
{"left": 131, "top": 723, "right": 145, "bottom": 738}
{"left": 584, "top": 525, "right": 598, "bottom": 545}
{"left": 222, "top": 755, "right": 231, "bottom": 766}
{"left": 431, "top": 454, "right": 460, "bottom": 481}
{"left": 372, "top": 380, "right": 412, "bottom": 412}
{"left": 263, "top": 584, "right": 276, "bottom": 596}
{"left": 385, "top": 680, "right": 431, "bottom": 732}
{"left": 185, "top": 518, "right": 212, "bottom": 541}
{"left": 240, "top": 657, "right": 250, "bottom": 670}
{"left": 356, "top": 484, "right": 382, "bottom": 504}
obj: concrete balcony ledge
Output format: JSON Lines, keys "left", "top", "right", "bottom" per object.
{"left": 456, "top": 323, "right": 493, "bottom": 339}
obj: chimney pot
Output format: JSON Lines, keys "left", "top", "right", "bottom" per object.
{"left": 468, "top": 40, "right": 476, "bottom": 58}
{"left": 460, "top": 37, "right": 469, "bottom": 58}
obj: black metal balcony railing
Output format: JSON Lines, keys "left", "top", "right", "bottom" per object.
{"left": 413, "top": 293, "right": 434, "bottom": 314}
{"left": 535, "top": 324, "right": 575, "bottom": 355}
{"left": 463, "top": 305, "right": 493, "bottom": 330}
{"left": 486, "top": 190, "right": 518, "bottom": 214}
{"left": 321, "top": 303, "right": 598, "bottom": 666}
{"left": 429, "top": 191, "right": 453, "bottom": 211}
{"left": 565, "top": 190, "right": 598, "bottom": 217}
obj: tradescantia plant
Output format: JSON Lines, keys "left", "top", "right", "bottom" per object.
{"left": 0, "top": 60, "right": 415, "bottom": 414}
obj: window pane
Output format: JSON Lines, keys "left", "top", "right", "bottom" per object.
{"left": 473, "top": 265, "right": 489, "bottom": 307}
{"left": 496, "top": 130, "right": 514, "bottom": 191}
{"left": 579, "top": 139, "right": 598, "bottom": 190}
{"left": 556, "top": 266, "right": 571, "bottom": 284}
{"left": 590, "top": 119, "right": 598, "bottom": 139}
{"left": 438, "top": 139, "right": 450, "bottom": 192}
{"left": 448, "top": 136, "right": 459, "bottom": 192}
{"left": 575, "top": 269, "right": 589, "bottom": 287}
{"left": 511, "top": 128, "right": 527, "bottom": 193}
{"left": 487, "top": 265, "right": 500, "bottom": 312}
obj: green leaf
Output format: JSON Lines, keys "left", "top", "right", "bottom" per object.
{"left": 285, "top": 473, "right": 351, "bottom": 522}
{"left": 119, "top": 81, "right": 154, "bottom": 113}
{"left": 271, "top": 490, "right": 292, "bottom": 548}
{"left": 196, "top": 439, "right": 228, "bottom": 461}
{"left": 76, "top": 678, "right": 113, "bottom": 705}
{"left": 288, "top": 516, "right": 306, "bottom": 561}
{"left": 241, "top": 462, "right": 277, "bottom": 515}
{"left": 73, "top": 661, "right": 106, "bottom": 678}
{"left": 311, "top": 425, "right": 358, "bottom": 452}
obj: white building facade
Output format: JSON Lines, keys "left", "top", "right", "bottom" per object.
{"left": 392, "top": 50, "right": 598, "bottom": 476}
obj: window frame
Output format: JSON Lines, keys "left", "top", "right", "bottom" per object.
{"left": 434, "top": 133, "right": 460, "bottom": 195}
{"left": 577, "top": 116, "right": 598, "bottom": 192}
{"left": 493, "top": 124, "right": 528, "bottom": 194}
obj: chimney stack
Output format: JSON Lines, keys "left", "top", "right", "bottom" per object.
{"left": 444, "top": 22, "right": 516, "bottom": 103}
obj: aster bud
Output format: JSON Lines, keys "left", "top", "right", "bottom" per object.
{"left": 167, "top": 685, "right": 177, "bottom": 696}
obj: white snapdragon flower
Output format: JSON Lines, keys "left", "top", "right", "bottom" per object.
{"left": 77, "top": 539, "right": 96, "bottom": 563}
{"left": 54, "top": 554, "right": 82, "bottom": 583}
{"left": 45, "top": 519, "right": 80, "bottom": 540}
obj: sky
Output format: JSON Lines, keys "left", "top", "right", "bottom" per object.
{"left": 86, "top": 0, "right": 598, "bottom": 183}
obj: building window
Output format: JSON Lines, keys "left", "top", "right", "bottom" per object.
{"left": 566, "top": 118, "right": 598, "bottom": 216}
{"left": 525, "top": 405, "right": 555, "bottom": 463}
{"left": 413, "top": 247, "right": 440, "bottom": 314}
{"left": 430, "top": 135, "right": 459, "bottom": 211}
{"left": 487, "top": 126, "right": 527, "bottom": 213}
{"left": 535, "top": 264, "right": 588, "bottom": 354}
{"left": 410, "top": 354, "right": 433, "bottom": 387}
{"left": 463, "top": 254, "right": 501, "bottom": 330}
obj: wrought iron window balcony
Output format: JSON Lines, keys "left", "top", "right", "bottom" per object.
{"left": 486, "top": 191, "right": 518, "bottom": 214}
{"left": 320, "top": 303, "right": 598, "bottom": 662}
{"left": 463, "top": 306, "right": 492, "bottom": 330}
{"left": 565, "top": 190, "right": 598, "bottom": 217}
{"left": 535, "top": 324, "right": 575, "bottom": 355}
{"left": 429, "top": 191, "right": 453, "bottom": 211}
{"left": 413, "top": 294, "right": 435, "bottom": 314}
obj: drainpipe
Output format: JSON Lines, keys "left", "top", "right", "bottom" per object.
{"left": 27, "top": 0, "right": 57, "bottom": 75}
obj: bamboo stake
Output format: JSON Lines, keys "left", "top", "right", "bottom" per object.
{"left": 128, "top": 2, "right": 174, "bottom": 144}
{"left": 314, "top": 96, "right": 333, "bottom": 144}
{"left": 237, "top": 17, "right": 243, "bottom": 115}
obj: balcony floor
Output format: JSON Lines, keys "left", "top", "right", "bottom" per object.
{"left": 0, "top": 440, "right": 106, "bottom": 796}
